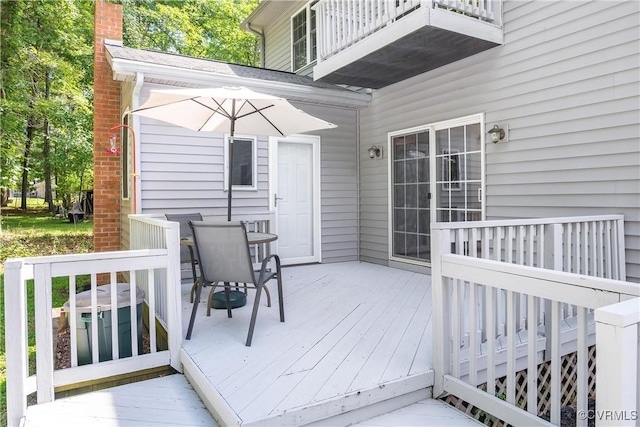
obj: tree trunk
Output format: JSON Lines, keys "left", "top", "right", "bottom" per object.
{"left": 21, "top": 118, "right": 35, "bottom": 210}
{"left": 43, "top": 71, "right": 54, "bottom": 212}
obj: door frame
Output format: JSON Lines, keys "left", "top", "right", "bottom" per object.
{"left": 268, "top": 134, "right": 322, "bottom": 265}
{"left": 387, "top": 113, "right": 486, "bottom": 267}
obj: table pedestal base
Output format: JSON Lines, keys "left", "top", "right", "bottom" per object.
{"left": 210, "top": 290, "right": 247, "bottom": 309}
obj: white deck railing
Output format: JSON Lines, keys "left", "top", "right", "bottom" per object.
{"left": 431, "top": 215, "right": 639, "bottom": 426}
{"left": 4, "top": 224, "right": 182, "bottom": 427}
{"left": 315, "top": 0, "right": 500, "bottom": 63}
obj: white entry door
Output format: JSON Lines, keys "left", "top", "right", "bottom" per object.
{"left": 269, "top": 136, "right": 321, "bottom": 265}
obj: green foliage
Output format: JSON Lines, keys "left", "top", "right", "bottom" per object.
{"left": 0, "top": 0, "right": 94, "bottom": 209}
{"left": 0, "top": 208, "right": 93, "bottom": 425}
{"left": 121, "top": 0, "right": 260, "bottom": 66}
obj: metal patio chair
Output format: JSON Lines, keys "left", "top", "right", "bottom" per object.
{"left": 187, "top": 221, "right": 284, "bottom": 346}
{"left": 165, "top": 212, "right": 203, "bottom": 303}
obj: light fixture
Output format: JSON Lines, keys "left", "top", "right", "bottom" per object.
{"left": 488, "top": 124, "right": 506, "bottom": 143}
{"left": 368, "top": 145, "right": 382, "bottom": 159}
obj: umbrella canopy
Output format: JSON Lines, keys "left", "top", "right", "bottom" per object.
{"left": 131, "top": 86, "right": 336, "bottom": 220}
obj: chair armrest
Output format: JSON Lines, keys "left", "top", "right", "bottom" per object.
{"left": 257, "top": 254, "right": 281, "bottom": 284}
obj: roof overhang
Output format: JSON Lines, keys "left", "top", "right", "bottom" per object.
{"left": 240, "top": 0, "right": 292, "bottom": 30}
{"left": 106, "top": 45, "right": 371, "bottom": 109}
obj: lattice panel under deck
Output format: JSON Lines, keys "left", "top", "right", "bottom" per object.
{"left": 443, "top": 346, "right": 597, "bottom": 426}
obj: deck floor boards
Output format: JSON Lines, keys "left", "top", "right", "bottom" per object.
{"left": 24, "top": 262, "right": 437, "bottom": 427}
{"left": 181, "top": 261, "right": 434, "bottom": 425}
{"left": 24, "top": 375, "right": 217, "bottom": 427}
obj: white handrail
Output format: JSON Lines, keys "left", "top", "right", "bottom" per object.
{"left": 4, "top": 224, "right": 182, "bottom": 427}
{"left": 431, "top": 214, "right": 637, "bottom": 426}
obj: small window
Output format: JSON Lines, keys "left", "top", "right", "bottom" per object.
{"left": 224, "top": 135, "right": 257, "bottom": 191}
{"left": 291, "top": 1, "right": 318, "bottom": 72}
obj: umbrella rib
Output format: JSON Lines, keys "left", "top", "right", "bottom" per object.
{"left": 239, "top": 100, "right": 285, "bottom": 136}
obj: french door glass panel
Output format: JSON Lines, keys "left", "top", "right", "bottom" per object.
{"left": 435, "top": 123, "right": 482, "bottom": 222}
{"left": 392, "top": 131, "right": 430, "bottom": 263}
{"left": 391, "top": 119, "right": 483, "bottom": 264}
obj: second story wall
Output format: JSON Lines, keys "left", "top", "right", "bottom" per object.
{"left": 262, "top": 1, "right": 315, "bottom": 76}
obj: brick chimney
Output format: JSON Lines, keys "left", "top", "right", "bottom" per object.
{"left": 93, "top": 0, "right": 123, "bottom": 252}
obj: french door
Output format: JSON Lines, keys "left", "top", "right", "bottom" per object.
{"left": 389, "top": 115, "right": 484, "bottom": 265}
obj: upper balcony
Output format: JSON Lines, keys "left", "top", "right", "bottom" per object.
{"left": 313, "top": 0, "right": 503, "bottom": 88}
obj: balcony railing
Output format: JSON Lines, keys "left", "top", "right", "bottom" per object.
{"left": 315, "top": 0, "right": 501, "bottom": 64}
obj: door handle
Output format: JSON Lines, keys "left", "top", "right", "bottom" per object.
{"left": 274, "top": 193, "right": 284, "bottom": 207}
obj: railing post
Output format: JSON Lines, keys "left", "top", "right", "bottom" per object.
{"left": 164, "top": 222, "right": 183, "bottom": 373}
{"left": 4, "top": 259, "right": 28, "bottom": 427}
{"left": 431, "top": 225, "right": 452, "bottom": 397}
{"left": 595, "top": 298, "right": 640, "bottom": 427}
{"left": 542, "top": 223, "right": 563, "bottom": 361}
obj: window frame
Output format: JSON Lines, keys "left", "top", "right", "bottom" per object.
{"left": 223, "top": 134, "right": 258, "bottom": 192}
{"left": 291, "top": 1, "right": 318, "bottom": 72}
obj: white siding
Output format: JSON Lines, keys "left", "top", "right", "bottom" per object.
{"left": 132, "top": 85, "right": 359, "bottom": 263}
{"left": 358, "top": 0, "right": 640, "bottom": 281}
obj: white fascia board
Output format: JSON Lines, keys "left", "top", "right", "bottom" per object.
{"left": 108, "top": 57, "right": 371, "bottom": 109}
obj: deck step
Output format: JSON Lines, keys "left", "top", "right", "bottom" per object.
{"left": 24, "top": 374, "right": 218, "bottom": 427}
{"left": 352, "top": 398, "right": 483, "bottom": 426}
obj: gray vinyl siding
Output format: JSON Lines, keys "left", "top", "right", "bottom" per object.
{"left": 132, "top": 85, "right": 359, "bottom": 264}
{"left": 263, "top": 1, "right": 315, "bottom": 75}
{"left": 358, "top": 0, "right": 640, "bottom": 282}
{"left": 292, "top": 102, "right": 359, "bottom": 263}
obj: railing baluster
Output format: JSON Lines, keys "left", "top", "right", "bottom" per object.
{"left": 110, "top": 271, "right": 120, "bottom": 360}
{"left": 469, "top": 281, "right": 478, "bottom": 387}
{"left": 69, "top": 275, "right": 78, "bottom": 367}
{"left": 148, "top": 268, "right": 157, "bottom": 354}
{"left": 486, "top": 286, "right": 496, "bottom": 396}
{"left": 576, "top": 306, "right": 588, "bottom": 427}
{"left": 90, "top": 273, "right": 99, "bottom": 364}
{"left": 130, "top": 273, "right": 139, "bottom": 357}
{"left": 506, "top": 289, "right": 516, "bottom": 405}
{"left": 527, "top": 294, "right": 538, "bottom": 415}
{"left": 550, "top": 300, "right": 561, "bottom": 425}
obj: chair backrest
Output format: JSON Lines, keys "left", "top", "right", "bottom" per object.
{"left": 165, "top": 213, "right": 203, "bottom": 263}
{"left": 189, "top": 221, "right": 256, "bottom": 284}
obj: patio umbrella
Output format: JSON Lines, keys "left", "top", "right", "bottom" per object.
{"left": 131, "top": 86, "right": 336, "bottom": 220}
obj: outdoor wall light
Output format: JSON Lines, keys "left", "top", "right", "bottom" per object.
{"left": 368, "top": 145, "right": 382, "bottom": 159}
{"left": 488, "top": 124, "right": 506, "bottom": 143}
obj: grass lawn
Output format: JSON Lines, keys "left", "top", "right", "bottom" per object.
{"left": 1, "top": 199, "right": 93, "bottom": 426}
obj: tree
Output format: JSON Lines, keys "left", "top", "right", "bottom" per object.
{"left": 121, "top": 0, "right": 260, "bottom": 66}
{"left": 0, "top": 0, "right": 94, "bottom": 210}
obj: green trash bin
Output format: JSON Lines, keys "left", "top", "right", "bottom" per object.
{"left": 64, "top": 283, "right": 145, "bottom": 366}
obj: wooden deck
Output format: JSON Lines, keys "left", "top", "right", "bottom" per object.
{"left": 180, "top": 261, "right": 435, "bottom": 426}
{"left": 24, "top": 374, "right": 217, "bottom": 426}
{"left": 22, "top": 261, "right": 441, "bottom": 427}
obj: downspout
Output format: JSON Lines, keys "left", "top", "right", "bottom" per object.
{"left": 131, "top": 72, "right": 144, "bottom": 213}
{"left": 356, "top": 108, "right": 361, "bottom": 261}
{"left": 245, "top": 21, "right": 265, "bottom": 68}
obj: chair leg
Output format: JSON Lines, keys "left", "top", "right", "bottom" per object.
{"left": 264, "top": 285, "right": 272, "bottom": 307}
{"left": 186, "top": 280, "right": 204, "bottom": 340}
{"left": 277, "top": 273, "right": 285, "bottom": 322}
{"left": 206, "top": 282, "right": 220, "bottom": 316}
{"left": 246, "top": 284, "right": 263, "bottom": 346}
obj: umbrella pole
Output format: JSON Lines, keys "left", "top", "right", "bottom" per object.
{"left": 227, "top": 103, "right": 236, "bottom": 222}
